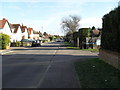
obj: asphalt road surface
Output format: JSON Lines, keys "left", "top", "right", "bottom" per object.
{"left": 2, "top": 42, "right": 98, "bottom": 88}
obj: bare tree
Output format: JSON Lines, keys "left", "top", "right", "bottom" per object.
{"left": 61, "top": 15, "right": 81, "bottom": 34}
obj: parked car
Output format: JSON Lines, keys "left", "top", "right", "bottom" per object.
{"left": 31, "top": 40, "right": 41, "bottom": 47}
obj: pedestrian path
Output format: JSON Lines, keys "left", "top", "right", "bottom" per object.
{"left": 0, "top": 49, "right": 13, "bottom": 55}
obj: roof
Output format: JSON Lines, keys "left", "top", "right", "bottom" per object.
{"left": 10, "top": 24, "right": 21, "bottom": 33}
{"left": 27, "top": 27, "right": 33, "bottom": 35}
{"left": 92, "top": 29, "right": 100, "bottom": 35}
{"left": 33, "top": 30, "right": 39, "bottom": 34}
{"left": 21, "top": 25, "right": 27, "bottom": 33}
{"left": 0, "top": 18, "right": 9, "bottom": 29}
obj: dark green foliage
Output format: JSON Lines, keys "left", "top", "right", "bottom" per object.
{"left": 49, "top": 36, "right": 54, "bottom": 41}
{"left": 0, "top": 33, "right": 10, "bottom": 49}
{"left": 102, "top": 7, "right": 120, "bottom": 53}
{"left": 65, "top": 31, "right": 73, "bottom": 42}
{"left": 78, "top": 29, "right": 83, "bottom": 49}
{"left": 11, "top": 42, "right": 21, "bottom": 47}
{"left": 15, "top": 41, "right": 21, "bottom": 47}
{"left": 79, "top": 28, "right": 90, "bottom": 37}
{"left": 91, "top": 26, "right": 96, "bottom": 30}
{"left": 73, "top": 32, "right": 78, "bottom": 47}
{"left": 78, "top": 28, "right": 91, "bottom": 49}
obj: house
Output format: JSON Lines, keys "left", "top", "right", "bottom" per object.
{"left": 42, "top": 32, "right": 50, "bottom": 42}
{"left": 21, "top": 24, "right": 28, "bottom": 40}
{"left": 33, "top": 30, "right": 40, "bottom": 40}
{"left": 10, "top": 24, "right": 22, "bottom": 42}
{"left": 27, "top": 27, "right": 34, "bottom": 39}
{"left": 0, "top": 18, "right": 12, "bottom": 41}
{"left": 89, "top": 29, "right": 101, "bottom": 49}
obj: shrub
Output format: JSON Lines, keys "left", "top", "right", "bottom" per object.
{"left": 15, "top": 41, "right": 21, "bottom": 47}
{"left": 0, "top": 33, "right": 10, "bottom": 49}
{"left": 78, "top": 28, "right": 91, "bottom": 49}
{"left": 102, "top": 7, "right": 120, "bottom": 53}
{"left": 79, "top": 28, "right": 91, "bottom": 37}
{"left": 49, "top": 36, "right": 54, "bottom": 41}
{"left": 73, "top": 32, "right": 78, "bottom": 47}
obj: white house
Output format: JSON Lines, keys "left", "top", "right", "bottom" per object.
{"left": 27, "top": 27, "right": 34, "bottom": 39}
{"left": 33, "top": 30, "right": 40, "bottom": 40}
{"left": 10, "top": 24, "right": 22, "bottom": 42}
{"left": 21, "top": 25, "right": 28, "bottom": 40}
{"left": 0, "top": 18, "right": 12, "bottom": 41}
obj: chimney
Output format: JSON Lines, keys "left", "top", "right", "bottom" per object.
{"left": 3, "top": 18, "right": 7, "bottom": 20}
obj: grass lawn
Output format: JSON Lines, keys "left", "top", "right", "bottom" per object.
{"left": 64, "top": 42, "right": 99, "bottom": 52}
{"left": 64, "top": 42, "right": 74, "bottom": 47}
{"left": 81, "top": 49, "right": 99, "bottom": 52}
{"left": 74, "top": 58, "right": 120, "bottom": 88}
{"left": 67, "top": 46, "right": 99, "bottom": 52}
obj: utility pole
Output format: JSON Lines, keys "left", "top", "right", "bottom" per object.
{"left": 41, "top": 26, "right": 43, "bottom": 33}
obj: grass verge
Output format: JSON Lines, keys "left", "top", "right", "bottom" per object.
{"left": 64, "top": 42, "right": 74, "bottom": 47}
{"left": 67, "top": 46, "right": 99, "bottom": 52}
{"left": 64, "top": 42, "right": 99, "bottom": 52}
{"left": 74, "top": 58, "right": 120, "bottom": 88}
{"left": 81, "top": 49, "right": 99, "bottom": 52}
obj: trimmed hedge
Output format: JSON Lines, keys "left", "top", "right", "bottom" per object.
{"left": 79, "top": 28, "right": 90, "bottom": 37}
{"left": 78, "top": 28, "right": 91, "bottom": 49}
{"left": 0, "top": 33, "right": 10, "bottom": 49}
{"left": 73, "top": 32, "right": 78, "bottom": 47}
{"left": 72, "top": 28, "right": 91, "bottom": 48}
{"left": 102, "top": 7, "right": 120, "bottom": 53}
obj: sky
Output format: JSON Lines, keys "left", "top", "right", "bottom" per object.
{"left": 0, "top": 0, "right": 119, "bottom": 36}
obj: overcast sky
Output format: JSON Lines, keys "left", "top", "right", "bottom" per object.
{"left": 0, "top": 0, "right": 119, "bottom": 35}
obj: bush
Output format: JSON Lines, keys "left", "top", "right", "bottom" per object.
{"left": 0, "top": 33, "right": 10, "bottom": 49}
{"left": 49, "top": 36, "right": 54, "bottom": 41}
{"left": 102, "top": 7, "right": 120, "bottom": 53}
{"left": 79, "top": 28, "right": 91, "bottom": 37}
{"left": 11, "top": 41, "right": 21, "bottom": 47}
{"left": 73, "top": 32, "right": 78, "bottom": 47}
{"left": 15, "top": 41, "right": 21, "bottom": 47}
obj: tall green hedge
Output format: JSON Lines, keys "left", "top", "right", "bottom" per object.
{"left": 102, "top": 7, "right": 120, "bottom": 53}
{"left": 78, "top": 28, "right": 91, "bottom": 49}
{"left": 73, "top": 32, "right": 78, "bottom": 47}
{"left": 0, "top": 33, "right": 10, "bottom": 49}
{"left": 79, "top": 28, "right": 91, "bottom": 37}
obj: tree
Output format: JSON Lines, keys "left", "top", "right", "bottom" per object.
{"left": 61, "top": 15, "right": 81, "bottom": 42}
{"left": 91, "top": 26, "right": 96, "bottom": 30}
{"left": 38, "top": 31, "right": 43, "bottom": 37}
{"left": 61, "top": 15, "right": 81, "bottom": 34}
{"left": 43, "top": 32, "right": 48, "bottom": 36}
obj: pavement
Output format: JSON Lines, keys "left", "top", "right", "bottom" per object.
{"left": 2, "top": 41, "right": 98, "bottom": 88}
{"left": 0, "top": 49, "right": 13, "bottom": 55}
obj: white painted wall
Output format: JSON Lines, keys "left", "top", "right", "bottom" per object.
{"left": 0, "top": 22, "right": 12, "bottom": 36}
{"left": 22, "top": 28, "right": 28, "bottom": 39}
{"left": 11, "top": 26, "right": 22, "bottom": 42}
{"left": 29, "top": 30, "right": 34, "bottom": 39}
{"left": 33, "top": 34, "right": 39, "bottom": 40}
{"left": 0, "top": 22, "right": 12, "bottom": 42}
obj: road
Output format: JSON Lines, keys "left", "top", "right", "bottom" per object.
{"left": 2, "top": 42, "right": 98, "bottom": 88}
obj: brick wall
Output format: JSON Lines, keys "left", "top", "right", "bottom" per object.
{"left": 99, "top": 49, "right": 120, "bottom": 70}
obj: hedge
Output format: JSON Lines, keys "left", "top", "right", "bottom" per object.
{"left": 78, "top": 28, "right": 91, "bottom": 49}
{"left": 102, "top": 6, "right": 120, "bottom": 53}
{"left": 0, "top": 33, "right": 10, "bottom": 49}
{"left": 79, "top": 28, "right": 91, "bottom": 37}
{"left": 73, "top": 32, "right": 78, "bottom": 47}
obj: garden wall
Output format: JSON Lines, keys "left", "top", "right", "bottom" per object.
{"left": 99, "top": 49, "right": 120, "bottom": 70}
